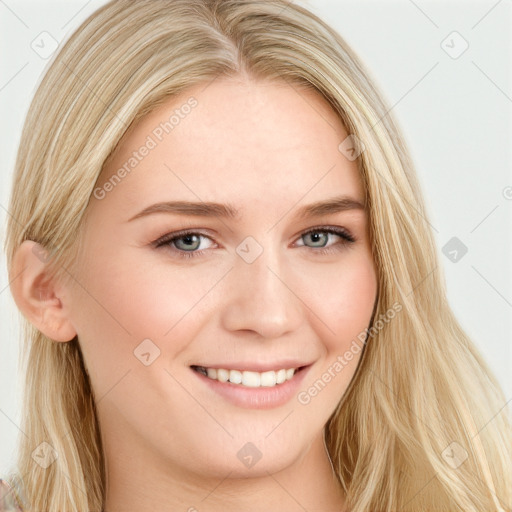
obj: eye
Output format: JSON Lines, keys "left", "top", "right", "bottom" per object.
{"left": 154, "top": 230, "right": 215, "bottom": 259}
{"left": 296, "top": 226, "right": 356, "bottom": 254}
{"left": 152, "top": 226, "right": 356, "bottom": 260}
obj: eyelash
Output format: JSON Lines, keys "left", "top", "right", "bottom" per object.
{"left": 152, "top": 226, "right": 356, "bottom": 260}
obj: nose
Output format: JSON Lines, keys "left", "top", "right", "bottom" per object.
{"left": 220, "top": 245, "right": 304, "bottom": 339}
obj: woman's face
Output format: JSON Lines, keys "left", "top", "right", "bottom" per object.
{"left": 65, "top": 77, "right": 377, "bottom": 479}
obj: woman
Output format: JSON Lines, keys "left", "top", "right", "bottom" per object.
{"left": 2, "top": 1, "right": 511, "bottom": 511}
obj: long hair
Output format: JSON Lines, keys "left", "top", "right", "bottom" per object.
{"left": 4, "top": 1, "right": 512, "bottom": 510}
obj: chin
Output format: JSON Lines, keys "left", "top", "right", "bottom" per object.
{"left": 187, "top": 431, "right": 309, "bottom": 479}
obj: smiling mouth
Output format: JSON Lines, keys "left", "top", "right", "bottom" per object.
{"left": 191, "top": 365, "right": 304, "bottom": 388}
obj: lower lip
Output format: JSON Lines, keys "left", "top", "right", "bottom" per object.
{"left": 191, "top": 366, "right": 311, "bottom": 409}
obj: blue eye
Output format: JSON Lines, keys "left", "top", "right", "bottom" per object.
{"left": 154, "top": 231, "right": 214, "bottom": 258}
{"left": 170, "top": 233, "right": 205, "bottom": 252}
{"left": 298, "top": 227, "right": 355, "bottom": 250}
{"left": 153, "top": 226, "right": 356, "bottom": 260}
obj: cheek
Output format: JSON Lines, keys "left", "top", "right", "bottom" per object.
{"left": 330, "top": 259, "right": 377, "bottom": 346}
{"left": 68, "top": 250, "right": 229, "bottom": 376}
{"left": 301, "top": 251, "right": 377, "bottom": 350}
{"left": 295, "top": 252, "right": 377, "bottom": 405}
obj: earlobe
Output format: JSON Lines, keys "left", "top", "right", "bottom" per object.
{"left": 9, "top": 240, "right": 77, "bottom": 342}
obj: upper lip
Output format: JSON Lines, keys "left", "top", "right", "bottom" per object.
{"left": 191, "top": 360, "right": 314, "bottom": 372}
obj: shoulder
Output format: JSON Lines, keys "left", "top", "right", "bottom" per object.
{"left": 0, "top": 479, "right": 23, "bottom": 512}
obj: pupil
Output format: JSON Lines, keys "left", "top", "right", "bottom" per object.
{"left": 308, "top": 232, "right": 326, "bottom": 247}
{"left": 180, "top": 235, "right": 199, "bottom": 249}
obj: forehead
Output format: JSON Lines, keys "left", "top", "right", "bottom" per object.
{"left": 95, "top": 77, "right": 365, "bottom": 220}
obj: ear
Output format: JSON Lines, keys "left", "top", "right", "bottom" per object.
{"left": 9, "top": 240, "right": 77, "bottom": 342}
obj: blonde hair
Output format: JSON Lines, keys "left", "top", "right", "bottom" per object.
{"left": 4, "top": 1, "right": 512, "bottom": 510}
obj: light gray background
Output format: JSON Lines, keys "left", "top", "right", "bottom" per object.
{"left": 1, "top": 0, "right": 511, "bottom": 475}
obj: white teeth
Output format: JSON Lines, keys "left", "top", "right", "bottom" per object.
{"left": 217, "top": 368, "right": 229, "bottom": 383}
{"left": 260, "top": 370, "right": 276, "bottom": 387}
{"left": 229, "top": 370, "right": 242, "bottom": 384}
{"left": 196, "top": 366, "right": 298, "bottom": 387}
{"left": 276, "top": 369, "right": 286, "bottom": 384}
{"left": 242, "top": 371, "right": 260, "bottom": 387}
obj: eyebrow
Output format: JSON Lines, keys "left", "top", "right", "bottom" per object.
{"left": 127, "top": 195, "right": 365, "bottom": 222}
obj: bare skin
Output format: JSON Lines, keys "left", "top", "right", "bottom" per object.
{"left": 11, "top": 76, "right": 377, "bottom": 511}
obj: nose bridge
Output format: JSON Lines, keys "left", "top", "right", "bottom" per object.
{"left": 220, "top": 239, "right": 303, "bottom": 338}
